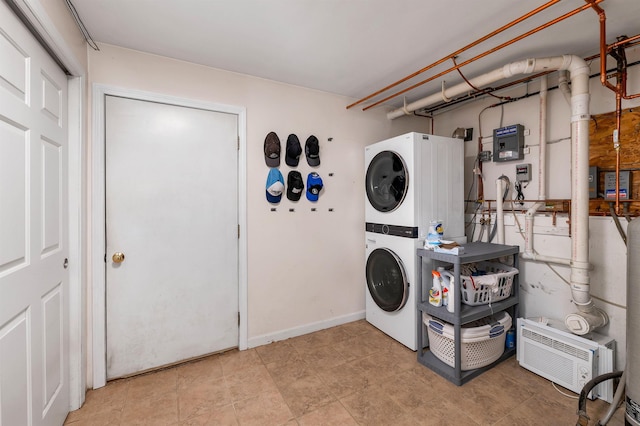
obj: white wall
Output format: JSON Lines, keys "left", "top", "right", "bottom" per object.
{"left": 87, "top": 44, "right": 429, "bottom": 349}
{"left": 432, "top": 47, "right": 640, "bottom": 368}
{"left": 39, "top": 0, "right": 88, "bottom": 71}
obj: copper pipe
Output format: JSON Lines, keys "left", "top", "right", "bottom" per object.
{"left": 609, "top": 34, "right": 640, "bottom": 99}
{"left": 584, "top": 52, "right": 600, "bottom": 62}
{"left": 615, "top": 91, "right": 621, "bottom": 214}
{"left": 592, "top": 1, "right": 619, "bottom": 92}
{"left": 453, "top": 57, "right": 507, "bottom": 100}
{"left": 613, "top": 40, "right": 624, "bottom": 215}
{"left": 363, "top": 0, "right": 603, "bottom": 111}
{"left": 345, "top": 0, "right": 562, "bottom": 110}
{"left": 623, "top": 93, "right": 640, "bottom": 100}
{"left": 609, "top": 33, "right": 640, "bottom": 49}
{"left": 595, "top": 20, "right": 640, "bottom": 214}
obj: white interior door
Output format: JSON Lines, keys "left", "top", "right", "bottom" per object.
{"left": 0, "top": 2, "right": 70, "bottom": 425}
{"left": 105, "top": 95, "right": 239, "bottom": 379}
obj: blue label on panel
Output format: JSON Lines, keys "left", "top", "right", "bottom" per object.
{"left": 496, "top": 125, "right": 518, "bottom": 136}
{"left": 605, "top": 189, "right": 628, "bottom": 199}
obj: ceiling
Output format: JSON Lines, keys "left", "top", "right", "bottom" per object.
{"left": 71, "top": 0, "right": 640, "bottom": 111}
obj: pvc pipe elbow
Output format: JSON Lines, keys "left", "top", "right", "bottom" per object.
{"left": 565, "top": 309, "right": 608, "bottom": 335}
{"left": 564, "top": 54, "right": 590, "bottom": 77}
{"left": 526, "top": 202, "right": 543, "bottom": 217}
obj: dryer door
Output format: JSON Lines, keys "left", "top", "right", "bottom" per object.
{"left": 365, "top": 151, "right": 408, "bottom": 212}
{"left": 366, "top": 248, "right": 409, "bottom": 312}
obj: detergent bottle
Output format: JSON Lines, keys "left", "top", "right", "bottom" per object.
{"left": 429, "top": 270, "right": 443, "bottom": 307}
{"left": 440, "top": 269, "right": 456, "bottom": 313}
{"left": 437, "top": 267, "right": 449, "bottom": 308}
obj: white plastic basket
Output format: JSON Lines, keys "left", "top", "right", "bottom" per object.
{"left": 460, "top": 262, "right": 518, "bottom": 306}
{"left": 424, "top": 311, "right": 512, "bottom": 371}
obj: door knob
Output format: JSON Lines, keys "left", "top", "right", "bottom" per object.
{"left": 112, "top": 252, "right": 125, "bottom": 263}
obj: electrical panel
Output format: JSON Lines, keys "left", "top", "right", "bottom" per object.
{"left": 493, "top": 124, "right": 525, "bottom": 162}
{"left": 604, "top": 171, "right": 631, "bottom": 199}
{"left": 516, "top": 163, "right": 531, "bottom": 182}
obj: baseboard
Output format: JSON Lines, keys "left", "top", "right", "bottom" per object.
{"left": 247, "top": 310, "right": 366, "bottom": 349}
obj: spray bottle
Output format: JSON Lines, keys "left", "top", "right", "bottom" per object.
{"left": 429, "top": 270, "right": 443, "bottom": 307}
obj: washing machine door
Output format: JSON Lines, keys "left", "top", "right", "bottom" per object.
{"left": 365, "top": 151, "right": 408, "bottom": 213}
{"left": 366, "top": 248, "right": 409, "bottom": 312}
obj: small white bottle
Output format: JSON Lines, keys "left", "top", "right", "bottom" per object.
{"left": 440, "top": 269, "right": 456, "bottom": 313}
{"left": 437, "top": 267, "right": 449, "bottom": 307}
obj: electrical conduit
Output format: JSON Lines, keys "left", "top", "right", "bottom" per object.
{"left": 496, "top": 178, "right": 505, "bottom": 244}
{"left": 388, "top": 55, "right": 608, "bottom": 334}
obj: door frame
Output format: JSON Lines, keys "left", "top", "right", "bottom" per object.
{"left": 91, "top": 84, "right": 248, "bottom": 389}
{"left": 7, "top": 0, "right": 87, "bottom": 411}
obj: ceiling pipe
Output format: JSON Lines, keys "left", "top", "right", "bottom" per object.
{"left": 345, "top": 0, "right": 562, "bottom": 110}
{"left": 367, "top": 0, "right": 604, "bottom": 112}
{"left": 389, "top": 54, "right": 608, "bottom": 334}
{"left": 389, "top": 57, "right": 561, "bottom": 120}
{"left": 418, "top": 47, "right": 640, "bottom": 116}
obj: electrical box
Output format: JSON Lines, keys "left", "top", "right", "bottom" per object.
{"left": 604, "top": 171, "right": 631, "bottom": 199}
{"left": 516, "top": 163, "right": 531, "bottom": 182}
{"left": 478, "top": 150, "right": 492, "bottom": 162}
{"left": 493, "top": 124, "right": 525, "bottom": 162}
{"left": 589, "top": 166, "right": 599, "bottom": 199}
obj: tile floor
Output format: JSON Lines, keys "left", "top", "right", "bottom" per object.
{"left": 65, "top": 320, "right": 626, "bottom": 425}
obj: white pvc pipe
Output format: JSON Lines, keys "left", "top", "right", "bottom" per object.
{"left": 520, "top": 252, "right": 572, "bottom": 265}
{"left": 558, "top": 70, "right": 572, "bottom": 105}
{"left": 496, "top": 178, "right": 505, "bottom": 244}
{"left": 522, "top": 76, "right": 548, "bottom": 260}
{"left": 538, "top": 75, "right": 548, "bottom": 201}
{"left": 388, "top": 55, "right": 608, "bottom": 334}
{"left": 567, "top": 97, "right": 608, "bottom": 334}
{"left": 523, "top": 202, "right": 543, "bottom": 252}
{"left": 387, "top": 57, "right": 569, "bottom": 120}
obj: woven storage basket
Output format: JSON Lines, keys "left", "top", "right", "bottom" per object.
{"left": 460, "top": 262, "right": 518, "bottom": 306}
{"left": 424, "top": 311, "right": 512, "bottom": 371}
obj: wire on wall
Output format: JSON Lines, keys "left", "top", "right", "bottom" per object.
{"left": 452, "top": 56, "right": 511, "bottom": 102}
{"left": 65, "top": 0, "right": 99, "bottom": 51}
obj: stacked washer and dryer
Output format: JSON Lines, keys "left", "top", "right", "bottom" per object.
{"left": 364, "top": 132, "right": 465, "bottom": 350}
